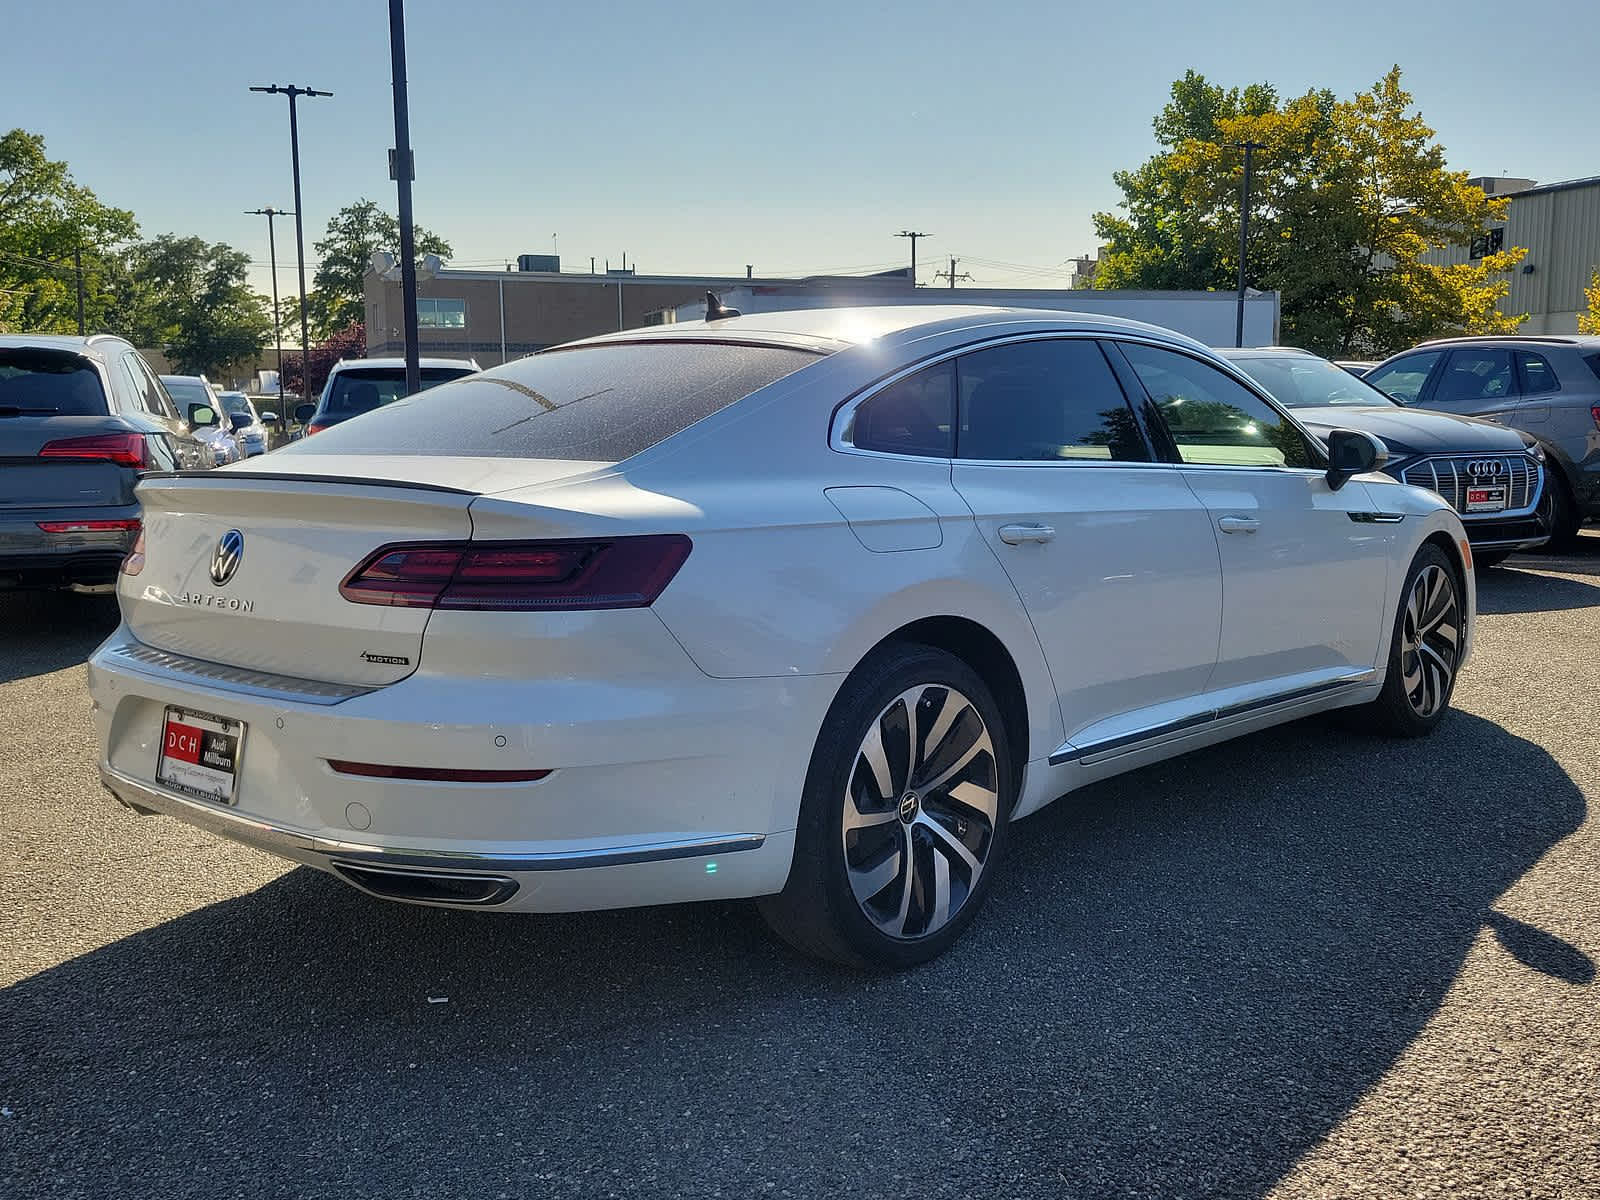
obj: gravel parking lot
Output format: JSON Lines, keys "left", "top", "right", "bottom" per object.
{"left": 3, "top": 544, "right": 1598, "bottom": 1199}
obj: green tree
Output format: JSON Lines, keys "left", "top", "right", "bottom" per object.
{"left": 1579, "top": 269, "right": 1600, "bottom": 336}
{"left": 309, "top": 199, "right": 451, "bottom": 338}
{"left": 1093, "top": 68, "right": 1526, "bottom": 357}
{"left": 0, "top": 129, "right": 137, "bottom": 333}
{"left": 121, "top": 235, "right": 272, "bottom": 377}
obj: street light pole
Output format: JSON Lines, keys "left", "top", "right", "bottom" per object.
{"left": 250, "top": 84, "right": 331, "bottom": 399}
{"left": 246, "top": 208, "right": 293, "bottom": 416}
{"left": 387, "top": 0, "right": 421, "bottom": 397}
{"left": 1234, "top": 140, "right": 1266, "bottom": 348}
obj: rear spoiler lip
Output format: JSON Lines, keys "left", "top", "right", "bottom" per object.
{"left": 136, "top": 469, "right": 477, "bottom": 496}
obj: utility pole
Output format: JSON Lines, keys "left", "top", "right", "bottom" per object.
{"left": 386, "top": 0, "right": 421, "bottom": 396}
{"left": 895, "top": 230, "right": 930, "bottom": 286}
{"left": 934, "top": 256, "right": 973, "bottom": 289}
{"left": 73, "top": 244, "right": 85, "bottom": 335}
{"left": 246, "top": 208, "right": 293, "bottom": 416}
{"left": 1234, "top": 140, "right": 1266, "bottom": 348}
{"left": 251, "top": 84, "right": 331, "bottom": 398}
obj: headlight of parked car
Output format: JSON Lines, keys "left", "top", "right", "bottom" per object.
{"left": 1522, "top": 439, "right": 1546, "bottom": 462}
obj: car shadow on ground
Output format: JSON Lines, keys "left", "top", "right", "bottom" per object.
{"left": 0, "top": 592, "right": 118, "bottom": 685}
{"left": 1476, "top": 564, "right": 1600, "bottom": 613}
{"left": 0, "top": 711, "right": 1586, "bottom": 1197}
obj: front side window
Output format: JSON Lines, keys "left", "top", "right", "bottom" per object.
{"left": 1121, "top": 343, "right": 1314, "bottom": 469}
{"left": 956, "top": 339, "right": 1148, "bottom": 462}
{"left": 845, "top": 361, "right": 955, "bottom": 457}
{"left": 1517, "top": 351, "right": 1560, "bottom": 396}
{"left": 1434, "top": 348, "right": 1514, "bottom": 404}
{"left": 417, "top": 298, "right": 466, "bottom": 329}
{"left": 1366, "top": 351, "right": 1443, "bottom": 405}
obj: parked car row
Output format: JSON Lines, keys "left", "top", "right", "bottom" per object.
{"left": 91, "top": 305, "right": 1478, "bottom": 967}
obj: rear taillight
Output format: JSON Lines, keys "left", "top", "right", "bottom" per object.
{"left": 38, "top": 432, "right": 149, "bottom": 469}
{"left": 121, "top": 529, "right": 146, "bottom": 577}
{"left": 1590, "top": 406, "right": 1600, "bottom": 431}
{"left": 339, "top": 536, "right": 692, "bottom": 611}
{"left": 36, "top": 519, "right": 141, "bottom": 533}
{"left": 305, "top": 422, "right": 328, "bottom": 436}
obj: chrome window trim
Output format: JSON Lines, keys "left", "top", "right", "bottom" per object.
{"left": 828, "top": 329, "right": 1185, "bottom": 468}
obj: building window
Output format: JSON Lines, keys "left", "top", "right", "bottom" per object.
{"left": 1469, "top": 227, "right": 1504, "bottom": 260}
{"left": 417, "top": 298, "right": 466, "bottom": 329}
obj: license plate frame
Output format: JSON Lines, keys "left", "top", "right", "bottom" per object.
{"left": 156, "top": 706, "right": 246, "bottom": 805}
{"left": 1464, "top": 483, "right": 1508, "bottom": 513}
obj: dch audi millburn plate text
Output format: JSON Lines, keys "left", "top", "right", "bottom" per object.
{"left": 89, "top": 306, "right": 1475, "bottom": 967}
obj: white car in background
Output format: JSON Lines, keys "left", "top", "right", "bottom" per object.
{"left": 90, "top": 306, "right": 1473, "bottom": 967}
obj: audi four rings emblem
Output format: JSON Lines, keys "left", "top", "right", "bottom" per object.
{"left": 1464, "top": 459, "right": 1505, "bottom": 478}
{"left": 210, "top": 529, "right": 244, "bottom": 586}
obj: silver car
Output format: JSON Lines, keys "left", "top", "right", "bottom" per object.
{"left": 216, "top": 391, "right": 270, "bottom": 457}
{"left": 1366, "top": 336, "right": 1600, "bottom": 546}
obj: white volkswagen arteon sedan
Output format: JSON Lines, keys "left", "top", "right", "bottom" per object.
{"left": 89, "top": 306, "right": 1474, "bottom": 967}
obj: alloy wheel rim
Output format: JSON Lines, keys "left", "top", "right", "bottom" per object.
{"left": 1400, "top": 564, "right": 1460, "bottom": 719}
{"left": 841, "top": 684, "right": 1000, "bottom": 940}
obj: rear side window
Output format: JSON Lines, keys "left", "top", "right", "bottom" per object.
{"left": 1516, "top": 351, "right": 1560, "bottom": 395}
{"left": 1587, "top": 353, "right": 1600, "bottom": 384}
{"left": 0, "top": 348, "right": 108, "bottom": 415}
{"left": 283, "top": 342, "right": 822, "bottom": 462}
{"left": 322, "top": 366, "right": 475, "bottom": 417}
{"left": 957, "top": 339, "right": 1148, "bottom": 462}
{"left": 845, "top": 362, "right": 955, "bottom": 457}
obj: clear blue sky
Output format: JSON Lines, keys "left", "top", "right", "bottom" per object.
{"left": 13, "top": 0, "right": 1598, "bottom": 295}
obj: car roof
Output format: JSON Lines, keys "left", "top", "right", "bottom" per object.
{"left": 1410, "top": 334, "right": 1600, "bottom": 351}
{"left": 0, "top": 332, "right": 133, "bottom": 361}
{"left": 1214, "top": 346, "right": 1319, "bottom": 358}
{"left": 566, "top": 305, "right": 1213, "bottom": 357}
{"left": 330, "top": 356, "right": 479, "bottom": 371}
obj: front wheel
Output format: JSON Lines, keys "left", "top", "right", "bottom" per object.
{"left": 1363, "top": 544, "right": 1464, "bottom": 737}
{"left": 758, "top": 644, "right": 1014, "bottom": 969}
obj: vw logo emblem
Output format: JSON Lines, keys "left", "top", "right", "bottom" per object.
{"left": 898, "top": 792, "right": 920, "bottom": 824}
{"left": 210, "top": 529, "right": 244, "bottom": 586}
{"left": 1464, "top": 458, "right": 1504, "bottom": 478}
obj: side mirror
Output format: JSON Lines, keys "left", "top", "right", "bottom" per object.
{"left": 188, "top": 404, "right": 217, "bottom": 428}
{"left": 293, "top": 402, "right": 316, "bottom": 424}
{"left": 259, "top": 411, "right": 279, "bottom": 424}
{"left": 1326, "top": 428, "right": 1387, "bottom": 491}
{"left": 228, "top": 411, "right": 253, "bottom": 431}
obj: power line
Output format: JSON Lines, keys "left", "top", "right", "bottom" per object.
{"left": 933, "top": 256, "right": 974, "bottom": 289}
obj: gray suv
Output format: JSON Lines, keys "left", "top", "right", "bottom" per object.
{"left": 1365, "top": 336, "right": 1600, "bottom": 546}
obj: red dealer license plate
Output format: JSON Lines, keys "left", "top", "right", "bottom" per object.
{"left": 1465, "top": 484, "right": 1508, "bottom": 513}
{"left": 157, "top": 706, "right": 245, "bottom": 805}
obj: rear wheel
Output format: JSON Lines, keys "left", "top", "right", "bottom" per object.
{"left": 758, "top": 644, "right": 1013, "bottom": 969}
{"left": 1363, "top": 544, "right": 1463, "bottom": 737}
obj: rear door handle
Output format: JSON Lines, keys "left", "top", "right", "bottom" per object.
{"left": 998, "top": 522, "right": 1056, "bottom": 545}
{"left": 1217, "top": 515, "right": 1259, "bottom": 535}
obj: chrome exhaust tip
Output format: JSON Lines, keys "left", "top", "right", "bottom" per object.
{"left": 329, "top": 860, "right": 519, "bottom": 906}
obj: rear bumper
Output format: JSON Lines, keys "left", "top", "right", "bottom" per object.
{"left": 0, "top": 510, "right": 137, "bottom": 589}
{"left": 87, "top": 627, "right": 835, "bottom": 912}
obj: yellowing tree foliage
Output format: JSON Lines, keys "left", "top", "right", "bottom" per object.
{"left": 1094, "top": 67, "right": 1526, "bottom": 356}
{"left": 1580, "top": 269, "right": 1600, "bottom": 336}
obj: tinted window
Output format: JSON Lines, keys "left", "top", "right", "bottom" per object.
{"left": 322, "top": 366, "right": 476, "bottom": 417}
{"left": 1122, "top": 343, "right": 1314, "bottom": 468}
{"left": 284, "top": 342, "right": 821, "bottom": 462}
{"left": 1229, "top": 354, "right": 1397, "bottom": 409}
{"left": 846, "top": 362, "right": 955, "bottom": 457}
{"left": 1435, "top": 349, "right": 1514, "bottom": 404}
{"left": 1586, "top": 353, "right": 1600, "bottom": 384}
{"left": 0, "top": 348, "right": 107, "bottom": 415}
{"left": 1517, "top": 351, "right": 1560, "bottom": 396}
{"left": 129, "top": 359, "right": 177, "bottom": 419}
{"left": 956, "top": 339, "right": 1147, "bottom": 462}
{"left": 1366, "top": 351, "right": 1443, "bottom": 404}
{"left": 219, "top": 393, "right": 253, "bottom": 415}
{"left": 161, "top": 377, "right": 214, "bottom": 416}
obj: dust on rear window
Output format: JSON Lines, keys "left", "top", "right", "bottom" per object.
{"left": 0, "top": 348, "right": 107, "bottom": 415}
{"left": 279, "top": 341, "right": 823, "bottom": 462}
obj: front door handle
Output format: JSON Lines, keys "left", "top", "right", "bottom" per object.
{"left": 1217, "top": 515, "right": 1260, "bottom": 535}
{"left": 998, "top": 522, "right": 1056, "bottom": 545}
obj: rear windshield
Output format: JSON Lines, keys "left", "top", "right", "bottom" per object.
{"left": 322, "top": 365, "right": 476, "bottom": 417}
{"left": 282, "top": 342, "right": 822, "bottom": 462}
{"left": 0, "top": 348, "right": 108, "bottom": 415}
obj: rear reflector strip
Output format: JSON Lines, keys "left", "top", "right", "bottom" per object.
{"left": 328, "top": 760, "right": 552, "bottom": 783}
{"left": 37, "top": 519, "right": 142, "bottom": 533}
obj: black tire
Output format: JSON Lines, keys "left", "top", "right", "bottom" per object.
{"left": 1542, "top": 468, "right": 1582, "bottom": 550}
{"left": 1363, "top": 543, "right": 1464, "bottom": 737}
{"left": 758, "top": 643, "right": 1014, "bottom": 969}
{"left": 1473, "top": 550, "right": 1510, "bottom": 570}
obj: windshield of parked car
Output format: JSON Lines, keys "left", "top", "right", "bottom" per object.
{"left": 219, "top": 393, "right": 253, "bottom": 416}
{"left": 162, "top": 378, "right": 214, "bottom": 409}
{"left": 282, "top": 341, "right": 823, "bottom": 462}
{"left": 321, "top": 366, "right": 475, "bottom": 417}
{"left": 1228, "top": 355, "right": 1400, "bottom": 409}
{"left": 0, "top": 348, "right": 107, "bottom": 414}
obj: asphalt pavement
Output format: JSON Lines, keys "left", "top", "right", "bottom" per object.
{"left": 2, "top": 544, "right": 1598, "bottom": 1199}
